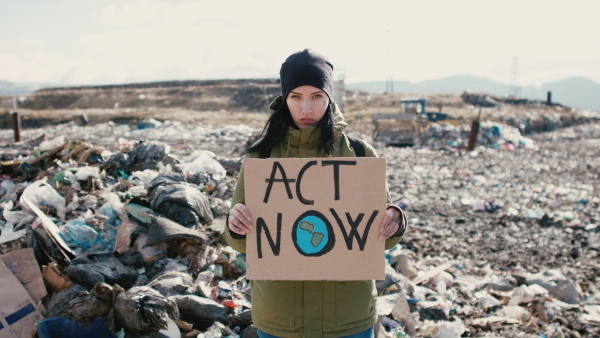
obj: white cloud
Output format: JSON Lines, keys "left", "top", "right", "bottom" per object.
{"left": 99, "top": 1, "right": 163, "bottom": 26}
{"left": 17, "top": 38, "right": 44, "bottom": 46}
{"left": 0, "top": 52, "right": 72, "bottom": 83}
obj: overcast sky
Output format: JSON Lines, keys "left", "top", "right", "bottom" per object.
{"left": 1, "top": 0, "right": 598, "bottom": 87}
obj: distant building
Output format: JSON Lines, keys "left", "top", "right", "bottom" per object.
{"left": 333, "top": 78, "right": 345, "bottom": 111}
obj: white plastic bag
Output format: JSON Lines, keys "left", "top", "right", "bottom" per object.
{"left": 39, "top": 135, "right": 65, "bottom": 152}
{"left": 182, "top": 151, "right": 226, "bottom": 178}
{"left": 74, "top": 166, "right": 100, "bottom": 181}
{"left": 20, "top": 179, "right": 66, "bottom": 220}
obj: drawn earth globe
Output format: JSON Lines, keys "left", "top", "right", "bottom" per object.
{"left": 292, "top": 210, "right": 336, "bottom": 257}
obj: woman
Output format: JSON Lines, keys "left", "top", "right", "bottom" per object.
{"left": 224, "top": 49, "right": 407, "bottom": 338}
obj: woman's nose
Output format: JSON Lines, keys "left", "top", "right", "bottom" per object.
{"left": 301, "top": 99, "right": 312, "bottom": 113}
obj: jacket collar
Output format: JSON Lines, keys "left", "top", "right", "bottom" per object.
{"left": 286, "top": 126, "right": 321, "bottom": 150}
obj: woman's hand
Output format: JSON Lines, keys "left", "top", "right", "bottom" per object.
{"left": 228, "top": 203, "right": 253, "bottom": 235}
{"left": 379, "top": 207, "right": 402, "bottom": 241}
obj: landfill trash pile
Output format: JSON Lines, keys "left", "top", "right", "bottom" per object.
{"left": 417, "top": 121, "right": 536, "bottom": 151}
{"left": 378, "top": 122, "right": 600, "bottom": 337}
{"left": 0, "top": 119, "right": 256, "bottom": 159}
{"left": 0, "top": 119, "right": 598, "bottom": 337}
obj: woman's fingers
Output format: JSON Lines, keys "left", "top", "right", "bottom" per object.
{"left": 379, "top": 208, "right": 399, "bottom": 241}
{"left": 229, "top": 216, "right": 250, "bottom": 235}
{"left": 228, "top": 204, "right": 253, "bottom": 235}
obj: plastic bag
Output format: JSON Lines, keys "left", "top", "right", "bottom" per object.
{"left": 97, "top": 201, "right": 118, "bottom": 225}
{"left": 114, "top": 286, "right": 178, "bottom": 335}
{"left": 134, "top": 234, "right": 168, "bottom": 263}
{"left": 59, "top": 219, "right": 107, "bottom": 252}
{"left": 80, "top": 194, "right": 98, "bottom": 208}
{"left": 39, "top": 135, "right": 65, "bottom": 152}
{"left": 130, "top": 169, "right": 160, "bottom": 186}
{"left": 151, "top": 183, "right": 213, "bottom": 226}
{"left": 129, "top": 140, "right": 171, "bottom": 171}
{"left": 65, "top": 247, "right": 139, "bottom": 289}
{"left": 20, "top": 179, "right": 66, "bottom": 220}
{"left": 52, "top": 169, "right": 82, "bottom": 190}
{"left": 0, "top": 179, "right": 15, "bottom": 197}
{"left": 3, "top": 210, "right": 35, "bottom": 230}
{"left": 46, "top": 284, "right": 87, "bottom": 318}
{"left": 125, "top": 203, "right": 153, "bottom": 224}
{"left": 74, "top": 166, "right": 100, "bottom": 181}
{"left": 171, "top": 294, "right": 229, "bottom": 324}
{"left": 102, "top": 191, "right": 128, "bottom": 222}
{"left": 146, "top": 171, "right": 186, "bottom": 195}
{"left": 147, "top": 270, "right": 196, "bottom": 297}
{"left": 114, "top": 220, "right": 141, "bottom": 254}
{"left": 182, "top": 150, "right": 227, "bottom": 180}
{"left": 59, "top": 282, "right": 122, "bottom": 324}
{"left": 97, "top": 225, "right": 117, "bottom": 252}
{"left": 421, "top": 319, "right": 465, "bottom": 338}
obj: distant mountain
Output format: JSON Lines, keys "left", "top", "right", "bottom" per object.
{"left": 541, "top": 77, "right": 600, "bottom": 112}
{"left": 347, "top": 75, "right": 599, "bottom": 111}
{"left": 0, "top": 80, "right": 50, "bottom": 96}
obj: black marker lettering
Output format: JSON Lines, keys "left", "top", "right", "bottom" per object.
{"left": 263, "top": 161, "right": 296, "bottom": 203}
{"left": 296, "top": 160, "right": 318, "bottom": 205}
{"left": 330, "top": 209, "right": 379, "bottom": 251}
{"left": 321, "top": 161, "right": 356, "bottom": 200}
{"left": 256, "top": 214, "right": 282, "bottom": 258}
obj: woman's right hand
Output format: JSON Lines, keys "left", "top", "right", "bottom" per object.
{"left": 228, "top": 203, "right": 253, "bottom": 235}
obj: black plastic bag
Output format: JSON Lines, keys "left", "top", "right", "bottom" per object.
{"left": 129, "top": 140, "right": 169, "bottom": 171}
{"left": 114, "top": 286, "right": 178, "bottom": 336}
{"left": 65, "top": 245, "right": 139, "bottom": 289}
{"left": 146, "top": 171, "right": 186, "bottom": 195}
{"left": 151, "top": 183, "right": 213, "bottom": 226}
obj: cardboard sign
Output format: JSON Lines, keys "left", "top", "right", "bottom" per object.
{"left": 0, "top": 260, "right": 42, "bottom": 338}
{"left": 244, "top": 157, "right": 387, "bottom": 280}
{"left": 0, "top": 248, "right": 47, "bottom": 305}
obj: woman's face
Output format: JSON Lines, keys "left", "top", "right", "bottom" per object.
{"left": 286, "top": 85, "right": 329, "bottom": 129}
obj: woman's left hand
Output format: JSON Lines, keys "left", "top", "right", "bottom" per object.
{"left": 379, "top": 207, "right": 401, "bottom": 241}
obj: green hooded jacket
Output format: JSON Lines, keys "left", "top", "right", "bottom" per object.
{"left": 224, "top": 97, "right": 406, "bottom": 337}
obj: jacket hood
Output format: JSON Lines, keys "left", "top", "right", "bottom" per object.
{"left": 267, "top": 95, "right": 348, "bottom": 136}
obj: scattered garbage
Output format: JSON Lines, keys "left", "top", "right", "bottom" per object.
{"left": 0, "top": 120, "right": 598, "bottom": 337}
{"left": 417, "top": 121, "right": 536, "bottom": 151}
{"left": 113, "top": 285, "right": 179, "bottom": 335}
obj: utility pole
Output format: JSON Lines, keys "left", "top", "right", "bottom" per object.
{"left": 509, "top": 56, "right": 521, "bottom": 98}
{"left": 466, "top": 108, "right": 482, "bottom": 152}
{"left": 385, "top": 29, "right": 394, "bottom": 94}
{"left": 11, "top": 98, "right": 22, "bottom": 142}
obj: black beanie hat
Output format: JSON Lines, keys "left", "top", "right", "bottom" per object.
{"left": 280, "top": 49, "right": 334, "bottom": 101}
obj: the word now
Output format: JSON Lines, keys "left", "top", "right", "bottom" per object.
{"left": 256, "top": 208, "right": 379, "bottom": 258}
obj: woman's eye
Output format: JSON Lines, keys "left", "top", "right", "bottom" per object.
{"left": 290, "top": 95, "right": 300, "bottom": 99}
{"left": 313, "top": 94, "right": 322, "bottom": 99}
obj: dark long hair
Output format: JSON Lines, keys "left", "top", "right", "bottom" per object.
{"left": 247, "top": 99, "right": 337, "bottom": 156}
